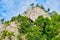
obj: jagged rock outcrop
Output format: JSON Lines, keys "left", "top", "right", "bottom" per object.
{"left": 22, "top": 7, "right": 50, "bottom": 21}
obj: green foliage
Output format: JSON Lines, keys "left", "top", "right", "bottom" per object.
{"left": 34, "top": 16, "right": 50, "bottom": 26}
{"left": 11, "top": 16, "right": 17, "bottom": 21}
{"left": 17, "top": 14, "right": 30, "bottom": 22}
{"left": 1, "top": 30, "right": 8, "bottom": 39}
{"left": 26, "top": 26, "right": 43, "bottom": 40}
{"left": 4, "top": 21, "right": 10, "bottom": 26}
{"left": 1, "top": 10, "right": 60, "bottom": 40}
{"left": 0, "top": 30, "right": 14, "bottom": 40}
{"left": 18, "top": 21, "right": 31, "bottom": 34}
{"left": 16, "top": 11, "right": 60, "bottom": 40}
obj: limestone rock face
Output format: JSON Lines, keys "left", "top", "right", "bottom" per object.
{"left": 22, "top": 7, "right": 50, "bottom": 21}
{"left": 6, "top": 22, "right": 18, "bottom": 35}
{"left": 0, "top": 22, "right": 18, "bottom": 40}
{"left": 0, "top": 24, "right": 5, "bottom": 34}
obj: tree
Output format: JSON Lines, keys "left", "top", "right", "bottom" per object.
{"left": 17, "top": 14, "right": 30, "bottom": 22}
{"left": 34, "top": 15, "right": 60, "bottom": 40}
{"left": 40, "top": 5, "right": 45, "bottom": 10}
{"left": 30, "top": 3, "right": 34, "bottom": 7}
{"left": 4, "top": 21, "right": 10, "bottom": 26}
{"left": 47, "top": 8, "right": 50, "bottom": 12}
{"left": 1, "top": 18, "right": 4, "bottom": 24}
{"left": 11, "top": 16, "right": 17, "bottom": 21}
{"left": 46, "top": 8, "right": 50, "bottom": 12}
{"left": 26, "top": 26, "right": 47, "bottom": 40}
{"left": 36, "top": 4, "right": 39, "bottom": 7}
{"left": 18, "top": 21, "right": 31, "bottom": 34}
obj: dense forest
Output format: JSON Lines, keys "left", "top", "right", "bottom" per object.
{"left": 0, "top": 4, "right": 60, "bottom": 40}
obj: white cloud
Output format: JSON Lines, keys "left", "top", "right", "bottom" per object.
{"left": 1, "top": 0, "right": 37, "bottom": 21}
{"left": 2, "top": 0, "right": 60, "bottom": 21}
{"left": 10, "top": 0, "right": 37, "bottom": 15}
{"left": 17, "top": 0, "right": 37, "bottom": 14}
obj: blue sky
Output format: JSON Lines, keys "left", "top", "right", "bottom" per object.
{"left": 0, "top": 0, "right": 60, "bottom": 21}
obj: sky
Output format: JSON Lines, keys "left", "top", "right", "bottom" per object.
{"left": 0, "top": 0, "right": 60, "bottom": 21}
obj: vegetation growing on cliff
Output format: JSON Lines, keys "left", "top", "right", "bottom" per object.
{"left": 0, "top": 4, "right": 60, "bottom": 40}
